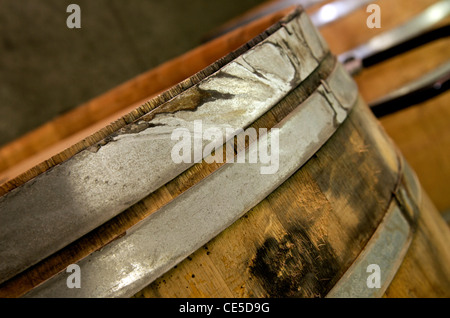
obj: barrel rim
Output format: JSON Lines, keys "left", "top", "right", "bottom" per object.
{"left": 0, "top": 7, "right": 303, "bottom": 197}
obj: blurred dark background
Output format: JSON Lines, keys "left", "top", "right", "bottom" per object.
{"left": 0, "top": 0, "right": 264, "bottom": 147}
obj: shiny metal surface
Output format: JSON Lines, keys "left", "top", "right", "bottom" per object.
{"left": 226, "top": 0, "right": 325, "bottom": 25}
{"left": 310, "top": 0, "right": 376, "bottom": 27}
{"left": 202, "top": 1, "right": 326, "bottom": 41}
{"left": 339, "top": 0, "right": 450, "bottom": 74}
{"left": 204, "top": 0, "right": 376, "bottom": 41}
{"left": 24, "top": 63, "right": 358, "bottom": 298}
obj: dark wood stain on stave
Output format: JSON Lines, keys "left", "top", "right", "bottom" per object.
{"left": 249, "top": 227, "right": 338, "bottom": 298}
{"left": 307, "top": 111, "right": 397, "bottom": 244}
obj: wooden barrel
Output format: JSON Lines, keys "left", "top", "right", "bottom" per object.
{"left": 0, "top": 5, "right": 449, "bottom": 298}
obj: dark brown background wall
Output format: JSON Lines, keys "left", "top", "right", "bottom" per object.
{"left": 0, "top": 0, "right": 264, "bottom": 146}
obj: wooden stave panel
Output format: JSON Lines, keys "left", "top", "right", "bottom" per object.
{"left": 377, "top": 85, "right": 450, "bottom": 215}
{"left": 317, "top": 0, "right": 450, "bottom": 294}
{"left": 316, "top": 0, "right": 450, "bottom": 214}
{"left": 385, "top": 189, "right": 450, "bottom": 297}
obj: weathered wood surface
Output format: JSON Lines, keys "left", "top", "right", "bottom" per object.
{"left": 316, "top": 0, "right": 450, "bottom": 214}
{"left": 385, "top": 190, "right": 450, "bottom": 297}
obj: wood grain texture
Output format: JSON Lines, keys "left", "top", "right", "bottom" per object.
{"left": 20, "top": 60, "right": 358, "bottom": 298}
{"left": 316, "top": 0, "right": 450, "bottom": 295}
{"left": 317, "top": 0, "right": 450, "bottom": 214}
{"left": 379, "top": 91, "right": 450, "bottom": 214}
{"left": 386, "top": 190, "right": 450, "bottom": 297}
